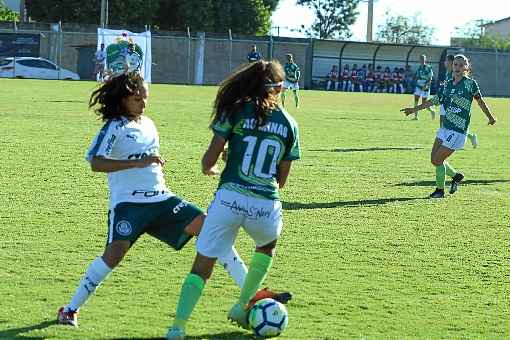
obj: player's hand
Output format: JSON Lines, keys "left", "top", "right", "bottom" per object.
{"left": 138, "top": 155, "right": 165, "bottom": 168}
{"left": 488, "top": 116, "right": 497, "bottom": 125}
{"left": 400, "top": 108, "right": 415, "bottom": 116}
{"left": 203, "top": 165, "right": 220, "bottom": 176}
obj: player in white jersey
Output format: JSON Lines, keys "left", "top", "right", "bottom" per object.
{"left": 94, "top": 43, "right": 107, "bottom": 81}
{"left": 124, "top": 43, "right": 142, "bottom": 73}
{"left": 57, "top": 72, "right": 291, "bottom": 328}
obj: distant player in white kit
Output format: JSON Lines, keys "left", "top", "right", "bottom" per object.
{"left": 57, "top": 72, "right": 291, "bottom": 328}
{"left": 94, "top": 43, "right": 107, "bottom": 81}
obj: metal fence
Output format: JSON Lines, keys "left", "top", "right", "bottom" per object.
{"left": 1, "top": 21, "right": 509, "bottom": 97}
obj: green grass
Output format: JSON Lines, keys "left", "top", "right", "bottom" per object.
{"left": 1, "top": 78, "right": 509, "bottom": 340}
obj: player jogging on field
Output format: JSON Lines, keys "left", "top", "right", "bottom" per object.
{"left": 57, "top": 72, "right": 291, "bottom": 328}
{"left": 437, "top": 54, "right": 478, "bottom": 148}
{"left": 167, "top": 60, "right": 300, "bottom": 339}
{"left": 401, "top": 55, "right": 496, "bottom": 198}
{"left": 412, "top": 54, "right": 436, "bottom": 120}
{"left": 281, "top": 53, "right": 301, "bottom": 108}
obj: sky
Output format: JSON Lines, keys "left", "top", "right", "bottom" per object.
{"left": 271, "top": 0, "right": 507, "bottom": 45}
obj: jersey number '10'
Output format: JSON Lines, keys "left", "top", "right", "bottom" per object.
{"left": 241, "top": 136, "right": 281, "bottom": 179}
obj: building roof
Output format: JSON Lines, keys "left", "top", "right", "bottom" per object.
{"left": 482, "top": 16, "right": 510, "bottom": 27}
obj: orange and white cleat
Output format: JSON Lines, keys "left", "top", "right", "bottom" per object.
{"left": 57, "top": 307, "right": 78, "bottom": 327}
{"left": 248, "top": 288, "right": 292, "bottom": 309}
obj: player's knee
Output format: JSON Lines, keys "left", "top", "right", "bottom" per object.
{"left": 256, "top": 239, "right": 277, "bottom": 257}
{"left": 191, "top": 254, "right": 216, "bottom": 282}
{"left": 102, "top": 240, "right": 131, "bottom": 268}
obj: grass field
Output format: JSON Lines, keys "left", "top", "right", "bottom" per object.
{"left": 1, "top": 78, "right": 509, "bottom": 340}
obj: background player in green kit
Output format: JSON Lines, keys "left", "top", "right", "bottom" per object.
{"left": 401, "top": 55, "right": 496, "bottom": 198}
{"left": 57, "top": 72, "right": 290, "bottom": 329}
{"left": 412, "top": 54, "right": 436, "bottom": 120}
{"left": 282, "top": 53, "right": 301, "bottom": 108}
{"left": 438, "top": 54, "right": 478, "bottom": 148}
{"left": 167, "top": 60, "right": 300, "bottom": 339}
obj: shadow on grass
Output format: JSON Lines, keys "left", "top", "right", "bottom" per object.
{"left": 0, "top": 320, "right": 56, "bottom": 339}
{"left": 395, "top": 179, "right": 510, "bottom": 187}
{"left": 111, "top": 331, "right": 255, "bottom": 340}
{"left": 37, "top": 100, "right": 86, "bottom": 103}
{"left": 309, "top": 146, "right": 424, "bottom": 153}
{"left": 283, "top": 197, "right": 427, "bottom": 210}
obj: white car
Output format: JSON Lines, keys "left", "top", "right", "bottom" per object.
{"left": 0, "top": 57, "right": 80, "bottom": 80}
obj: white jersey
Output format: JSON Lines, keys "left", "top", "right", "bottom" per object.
{"left": 85, "top": 116, "right": 173, "bottom": 208}
{"left": 95, "top": 50, "right": 106, "bottom": 64}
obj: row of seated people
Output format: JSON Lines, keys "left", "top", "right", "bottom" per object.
{"left": 325, "top": 64, "right": 415, "bottom": 94}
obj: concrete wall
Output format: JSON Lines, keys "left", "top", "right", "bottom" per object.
{"left": 1, "top": 25, "right": 509, "bottom": 96}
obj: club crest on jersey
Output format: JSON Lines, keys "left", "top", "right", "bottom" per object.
{"left": 116, "top": 220, "right": 133, "bottom": 236}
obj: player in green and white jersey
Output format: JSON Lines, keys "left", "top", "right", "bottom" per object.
{"left": 401, "top": 55, "right": 496, "bottom": 198}
{"left": 437, "top": 54, "right": 478, "bottom": 148}
{"left": 282, "top": 53, "right": 301, "bottom": 108}
{"left": 167, "top": 60, "right": 300, "bottom": 339}
{"left": 56, "top": 72, "right": 291, "bottom": 330}
{"left": 412, "top": 54, "right": 436, "bottom": 120}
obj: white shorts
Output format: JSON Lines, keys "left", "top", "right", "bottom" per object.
{"left": 283, "top": 80, "right": 299, "bottom": 91}
{"left": 195, "top": 188, "right": 283, "bottom": 259}
{"left": 436, "top": 127, "right": 466, "bottom": 150}
{"left": 414, "top": 87, "right": 430, "bottom": 98}
{"left": 439, "top": 104, "right": 446, "bottom": 116}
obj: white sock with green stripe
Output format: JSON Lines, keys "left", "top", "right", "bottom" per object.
{"left": 218, "top": 247, "right": 248, "bottom": 288}
{"left": 66, "top": 257, "right": 112, "bottom": 311}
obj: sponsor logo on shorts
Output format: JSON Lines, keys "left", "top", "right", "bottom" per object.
{"left": 221, "top": 200, "right": 271, "bottom": 219}
{"left": 116, "top": 220, "right": 132, "bottom": 236}
{"left": 173, "top": 200, "right": 188, "bottom": 214}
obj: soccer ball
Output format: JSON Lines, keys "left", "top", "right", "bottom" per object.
{"left": 248, "top": 298, "right": 288, "bottom": 338}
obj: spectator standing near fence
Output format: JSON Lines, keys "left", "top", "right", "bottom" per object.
{"left": 282, "top": 54, "right": 301, "bottom": 109}
{"left": 326, "top": 65, "right": 339, "bottom": 91}
{"left": 247, "top": 45, "right": 262, "bottom": 63}
{"left": 94, "top": 43, "right": 107, "bottom": 81}
{"left": 401, "top": 54, "right": 496, "bottom": 198}
{"left": 412, "top": 55, "right": 436, "bottom": 120}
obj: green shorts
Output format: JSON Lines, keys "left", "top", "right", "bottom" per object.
{"left": 107, "top": 196, "right": 203, "bottom": 250}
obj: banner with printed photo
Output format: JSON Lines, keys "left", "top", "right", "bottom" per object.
{"left": 97, "top": 28, "right": 151, "bottom": 82}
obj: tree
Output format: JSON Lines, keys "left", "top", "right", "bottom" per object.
{"left": 376, "top": 12, "right": 435, "bottom": 45}
{"left": 0, "top": 0, "right": 19, "bottom": 21}
{"left": 296, "top": 0, "right": 360, "bottom": 39}
{"left": 25, "top": 0, "right": 278, "bottom": 35}
{"left": 452, "top": 20, "right": 510, "bottom": 50}
{"left": 377, "top": 12, "right": 435, "bottom": 45}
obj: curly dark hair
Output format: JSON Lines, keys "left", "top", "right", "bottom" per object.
{"left": 212, "top": 60, "right": 285, "bottom": 126}
{"left": 89, "top": 72, "right": 145, "bottom": 121}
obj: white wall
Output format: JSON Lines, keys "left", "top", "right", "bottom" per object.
{"left": 485, "top": 20, "right": 510, "bottom": 38}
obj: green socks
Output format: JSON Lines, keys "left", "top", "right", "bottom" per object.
{"left": 173, "top": 273, "right": 205, "bottom": 328}
{"left": 239, "top": 252, "right": 273, "bottom": 307}
{"left": 293, "top": 90, "right": 300, "bottom": 107}
{"left": 435, "top": 164, "right": 446, "bottom": 189}
{"left": 444, "top": 162, "right": 457, "bottom": 178}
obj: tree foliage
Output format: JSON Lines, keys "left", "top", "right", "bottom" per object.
{"left": 25, "top": 0, "right": 277, "bottom": 35}
{"left": 376, "top": 12, "right": 435, "bottom": 45}
{"left": 296, "top": 0, "right": 360, "bottom": 39}
{"left": 452, "top": 20, "right": 510, "bottom": 50}
{"left": 0, "top": 0, "right": 19, "bottom": 21}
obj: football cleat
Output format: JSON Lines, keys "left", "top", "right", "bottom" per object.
{"left": 228, "top": 303, "right": 250, "bottom": 330}
{"left": 248, "top": 288, "right": 292, "bottom": 309}
{"left": 57, "top": 307, "right": 78, "bottom": 327}
{"left": 450, "top": 173, "right": 465, "bottom": 194}
{"left": 166, "top": 326, "right": 185, "bottom": 340}
{"left": 429, "top": 188, "right": 445, "bottom": 199}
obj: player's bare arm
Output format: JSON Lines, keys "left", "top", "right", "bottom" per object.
{"left": 201, "top": 134, "right": 226, "bottom": 175}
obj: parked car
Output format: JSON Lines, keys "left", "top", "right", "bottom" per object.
{"left": 0, "top": 57, "right": 80, "bottom": 80}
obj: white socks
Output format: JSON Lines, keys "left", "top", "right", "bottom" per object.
{"left": 66, "top": 257, "right": 112, "bottom": 311}
{"left": 218, "top": 247, "right": 248, "bottom": 288}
